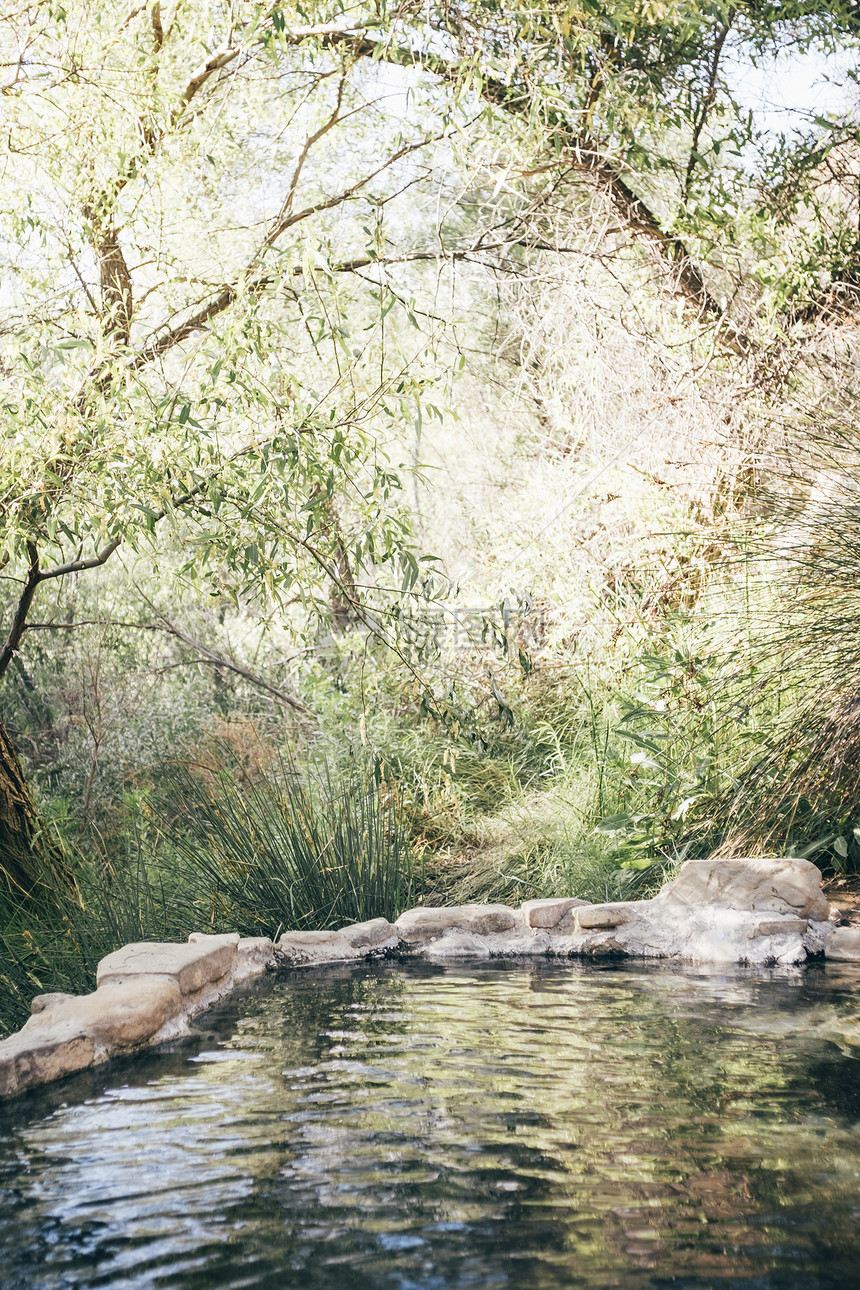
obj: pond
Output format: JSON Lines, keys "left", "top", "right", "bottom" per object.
{"left": 2, "top": 959, "right": 860, "bottom": 1289}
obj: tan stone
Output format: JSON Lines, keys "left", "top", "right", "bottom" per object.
{"left": 395, "top": 907, "right": 462, "bottom": 941}
{"left": 342, "top": 918, "right": 397, "bottom": 949}
{"left": 0, "top": 1052, "right": 17, "bottom": 1097}
{"left": 563, "top": 903, "right": 631, "bottom": 932}
{"left": 97, "top": 939, "right": 236, "bottom": 995}
{"left": 660, "top": 857, "right": 828, "bottom": 918}
{"left": 236, "top": 936, "right": 274, "bottom": 973}
{"left": 25, "top": 979, "right": 182, "bottom": 1049}
{"left": 396, "top": 903, "right": 518, "bottom": 942}
{"left": 520, "top": 898, "right": 588, "bottom": 929}
{"left": 825, "top": 926, "right": 860, "bottom": 961}
{"left": 277, "top": 930, "right": 353, "bottom": 965}
{"left": 30, "top": 992, "right": 75, "bottom": 1016}
{"left": 0, "top": 1023, "right": 96, "bottom": 1095}
{"left": 750, "top": 918, "right": 808, "bottom": 938}
{"left": 188, "top": 932, "right": 240, "bottom": 947}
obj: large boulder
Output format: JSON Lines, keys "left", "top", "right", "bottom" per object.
{"left": 658, "top": 857, "right": 829, "bottom": 920}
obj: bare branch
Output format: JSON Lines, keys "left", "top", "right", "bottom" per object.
{"left": 148, "top": 612, "right": 310, "bottom": 713}
{"left": 39, "top": 538, "right": 122, "bottom": 582}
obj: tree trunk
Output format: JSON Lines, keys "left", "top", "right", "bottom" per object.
{"left": 0, "top": 716, "right": 53, "bottom": 898}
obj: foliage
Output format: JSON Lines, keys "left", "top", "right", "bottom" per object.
{"left": 154, "top": 750, "right": 417, "bottom": 936}
{"left": 3, "top": 0, "right": 860, "bottom": 984}
{"left": 0, "top": 820, "right": 195, "bottom": 1038}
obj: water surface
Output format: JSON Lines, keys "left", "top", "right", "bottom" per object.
{"left": 2, "top": 959, "right": 860, "bottom": 1288}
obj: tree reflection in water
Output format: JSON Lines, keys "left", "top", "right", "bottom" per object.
{"left": 1, "top": 959, "right": 860, "bottom": 1289}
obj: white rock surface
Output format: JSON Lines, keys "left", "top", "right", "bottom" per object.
{"left": 423, "top": 931, "right": 491, "bottom": 960}
{"left": 821, "top": 926, "right": 860, "bottom": 961}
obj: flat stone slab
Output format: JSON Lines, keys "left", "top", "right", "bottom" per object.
{"left": 750, "top": 917, "right": 808, "bottom": 938}
{"left": 0, "top": 1024, "right": 96, "bottom": 1098}
{"left": 521, "top": 898, "right": 588, "bottom": 928}
{"left": 278, "top": 930, "right": 354, "bottom": 965}
{"left": 562, "top": 902, "right": 631, "bottom": 932}
{"left": 396, "top": 904, "right": 519, "bottom": 942}
{"left": 823, "top": 927, "right": 860, "bottom": 961}
{"left": 660, "top": 858, "right": 829, "bottom": 919}
{"left": 97, "top": 940, "right": 236, "bottom": 995}
{"left": 343, "top": 918, "right": 397, "bottom": 949}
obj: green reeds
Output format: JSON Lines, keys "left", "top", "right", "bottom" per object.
{"left": 0, "top": 822, "right": 193, "bottom": 1037}
{"left": 156, "top": 751, "right": 417, "bottom": 936}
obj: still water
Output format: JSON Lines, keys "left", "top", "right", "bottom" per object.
{"left": 2, "top": 959, "right": 860, "bottom": 1289}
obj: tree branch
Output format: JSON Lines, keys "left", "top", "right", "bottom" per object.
{"left": 148, "top": 611, "right": 310, "bottom": 713}
{"left": 20, "top": 615, "right": 310, "bottom": 713}
{"left": 39, "top": 538, "right": 122, "bottom": 581}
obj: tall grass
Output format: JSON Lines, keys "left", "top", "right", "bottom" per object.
{"left": 0, "top": 823, "right": 194, "bottom": 1038}
{"left": 155, "top": 751, "right": 417, "bottom": 936}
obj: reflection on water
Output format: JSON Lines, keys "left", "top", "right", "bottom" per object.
{"left": 2, "top": 960, "right": 860, "bottom": 1288}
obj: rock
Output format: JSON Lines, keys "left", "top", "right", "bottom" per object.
{"left": 520, "top": 898, "right": 588, "bottom": 929}
{"left": 750, "top": 917, "right": 808, "bottom": 938}
{"left": 0, "top": 1024, "right": 96, "bottom": 1097}
{"left": 824, "top": 926, "right": 860, "bottom": 961}
{"left": 485, "top": 930, "right": 552, "bottom": 956}
{"left": 30, "top": 992, "right": 75, "bottom": 1016}
{"left": 395, "top": 904, "right": 518, "bottom": 942}
{"left": 660, "top": 857, "right": 829, "bottom": 919}
{"left": 277, "top": 930, "right": 353, "bottom": 965}
{"left": 97, "top": 939, "right": 236, "bottom": 996}
{"left": 422, "top": 932, "right": 490, "bottom": 960}
{"left": 235, "top": 937, "right": 274, "bottom": 975}
{"left": 342, "top": 918, "right": 397, "bottom": 949}
{"left": 188, "top": 932, "right": 240, "bottom": 947}
{"left": 395, "top": 907, "right": 463, "bottom": 941}
{"left": 563, "top": 903, "right": 631, "bottom": 932}
{"left": 25, "top": 979, "right": 182, "bottom": 1049}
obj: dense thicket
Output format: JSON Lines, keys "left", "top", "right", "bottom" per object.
{"left": 1, "top": 0, "right": 860, "bottom": 1019}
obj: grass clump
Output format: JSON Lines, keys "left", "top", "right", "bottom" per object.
{"left": 156, "top": 750, "right": 418, "bottom": 937}
{"left": 0, "top": 823, "right": 194, "bottom": 1038}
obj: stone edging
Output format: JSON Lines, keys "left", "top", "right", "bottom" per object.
{"left": 2, "top": 857, "right": 859, "bottom": 1100}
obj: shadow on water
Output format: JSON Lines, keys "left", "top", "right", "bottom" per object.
{"left": 3, "top": 958, "right": 860, "bottom": 1289}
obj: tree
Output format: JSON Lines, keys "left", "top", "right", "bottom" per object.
{"left": 2, "top": 0, "right": 858, "bottom": 888}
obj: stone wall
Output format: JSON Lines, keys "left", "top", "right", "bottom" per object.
{"left": 2, "top": 857, "right": 858, "bottom": 1100}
